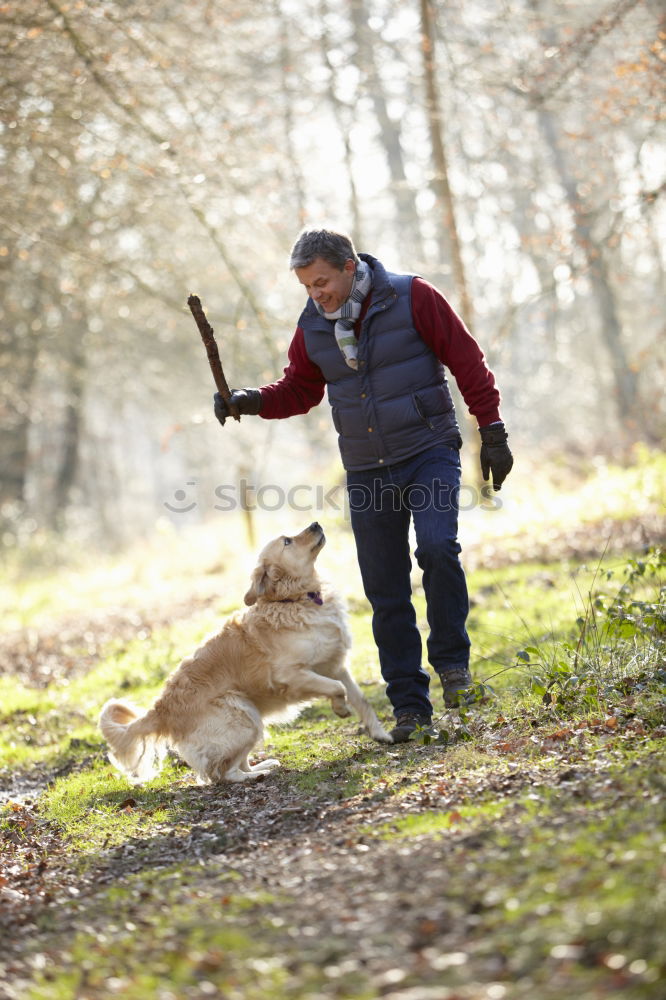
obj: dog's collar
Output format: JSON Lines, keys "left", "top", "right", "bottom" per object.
{"left": 279, "top": 591, "right": 323, "bottom": 606}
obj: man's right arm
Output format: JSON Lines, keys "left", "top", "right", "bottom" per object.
{"left": 213, "top": 327, "right": 326, "bottom": 425}
{"left": 258, "top": 327, "right": 326, "bottom": 418}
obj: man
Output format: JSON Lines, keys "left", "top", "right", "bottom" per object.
{"left": 214, "top": 229, "right": 512, "bottom": 742}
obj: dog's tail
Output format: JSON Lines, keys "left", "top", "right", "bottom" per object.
{"left": 99, "top": 699, "right": 167, "bottom": 783}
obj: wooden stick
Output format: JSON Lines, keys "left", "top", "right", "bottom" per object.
{"left": 187, "top": 294, "right": 240, "bottom": 421}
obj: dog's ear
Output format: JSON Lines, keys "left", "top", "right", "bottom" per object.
{"left": 244, "top": 564, "right": 268, "bottom": 606}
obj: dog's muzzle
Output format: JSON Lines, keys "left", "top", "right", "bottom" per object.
{"left": 308, "top": 521, "right": 325, "bottom": 550}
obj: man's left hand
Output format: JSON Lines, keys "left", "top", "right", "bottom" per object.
{"left": 479, "top": 423, "right": 513, "bottom": 490}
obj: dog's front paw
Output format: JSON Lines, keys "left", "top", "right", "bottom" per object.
{"left": 332, "top": 697, "right": 352, "bottom": 718}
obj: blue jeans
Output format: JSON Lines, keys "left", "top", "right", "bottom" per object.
{"left": 347, "top": 444, "right": 470, "bottom": 719}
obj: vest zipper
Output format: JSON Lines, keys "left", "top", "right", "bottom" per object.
{"left": 413, "top": 393, "right": 435, "bottom": 431}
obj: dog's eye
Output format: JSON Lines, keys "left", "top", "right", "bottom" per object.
{"left": 284, "top": 537, "right": 292, "bottom": 546}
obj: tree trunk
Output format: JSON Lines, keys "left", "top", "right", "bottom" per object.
{"left": 0, "top": 349, "right": 38, "bottom": 507}
{"left": 49, "top": 321, "right": 87, "bottom": 531}
{"left": 528, "top": 0, "right": 643, "bottom": 435}
{"left": 419, "top": 0, "right": 481, "bottom": 477}
{"left": 349, "top": 0, "right": 424, "bottom": 262}
{"left": 273, "top": 0, "right": 308, "bottom": 229}
{"left": 419, "top": 0, "right": 473, "bottom": 331}
{"left": 539, "top": 108, "right": 640, "bottom": 423}
{"left": 318, "top": 0, "right": 363, "bottom": 246}
{"left": 0, "top": 294, "right": 40, "bottom": 508}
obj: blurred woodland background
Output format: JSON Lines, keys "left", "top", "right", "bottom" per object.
{"left": 1, "top": 0, "right": 664, "bottom": 557}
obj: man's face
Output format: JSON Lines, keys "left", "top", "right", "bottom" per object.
{"left": 294, "top": 257, "right": 356, "bottom": 313}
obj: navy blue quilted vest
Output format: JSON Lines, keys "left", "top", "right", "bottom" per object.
{"left": 299, "top": 254, "right": 461, "bottom": 471}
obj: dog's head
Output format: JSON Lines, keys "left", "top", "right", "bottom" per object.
{"left": 244, "top": 522, "right": 326, "bottom": 606}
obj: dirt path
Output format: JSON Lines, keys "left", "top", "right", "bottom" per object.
{"left": 2, "top": 724, "right": 664, "bottom": 1000}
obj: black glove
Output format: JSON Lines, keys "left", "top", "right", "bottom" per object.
{"left": 479, "top": 422, "right": 513, "bottom": 490}
{"left": 213, "top": 388, "right": 262, "bottom": 426}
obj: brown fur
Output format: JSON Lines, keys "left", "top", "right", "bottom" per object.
{"left": 99, "top": 523, "right": 392, "bottom": 783}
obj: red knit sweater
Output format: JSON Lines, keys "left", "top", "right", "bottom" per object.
{"left": 259, "top": 277, "right": 501, "bottom": 427}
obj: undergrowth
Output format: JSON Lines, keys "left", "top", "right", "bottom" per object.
{"left": 406, "top": 548, "right": 665, "bottom": 749}
{"left": 520, "top": 547, "right": 664, "bottom": 718}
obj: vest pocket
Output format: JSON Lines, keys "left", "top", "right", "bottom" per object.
{"left": 330, "top": 405, "right": 342, "bottom": 434}
{"left": 412, "top": 393, "right": 435, "bottom": 431}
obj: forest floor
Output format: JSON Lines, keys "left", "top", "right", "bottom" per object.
{"left": 1, "top": 452, "right": 664, "bottom": 1000}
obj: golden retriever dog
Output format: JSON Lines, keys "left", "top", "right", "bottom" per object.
{"left": 99, "top": 522, "right": 392, "bottom": 783}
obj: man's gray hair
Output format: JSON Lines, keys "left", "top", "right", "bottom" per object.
{"left": 289, "top": 229, "right": 359, "bottom": 271}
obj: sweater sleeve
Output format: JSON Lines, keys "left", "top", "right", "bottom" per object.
{"left": 258, "top": 326, "right": 326, "bottom": 419}
{"left": 411, "top": 277, "right": 501, "bottom": 427}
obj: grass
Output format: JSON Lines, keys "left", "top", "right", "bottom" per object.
{"left": 27, "top": 923, "right": 370, "bottom": 1000}
{"left": 18, "top": 745, "right": 666, "bottom": 1000}
{"left": 27, "top": 888, "right": 291, "bottom": 1000}
{"left": 368, "top": 796, "right": 512, "bottom": 839}
{"left": 1, "top": 445, "right": 663, "bottom": 628}
{"left": 2, "top": 547, "right": 662, "bottom": 841}
{"left": 37, "top": 762, "right": 184, "bottom": 853}
{"left": 0, "top": 610, "right": 231, "bottom": 770}
{"left": 1, "top": 450, "right": 664, "bottom": 999}
{"left": 467, "top": 756, "right": 666, "bottom": 990}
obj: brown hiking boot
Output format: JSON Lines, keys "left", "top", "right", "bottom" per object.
{"left": 389, "top": 713, "right": 438, "bottom": 743}
{"left": 441, "top": 667, "right": 475, "bottom": 708}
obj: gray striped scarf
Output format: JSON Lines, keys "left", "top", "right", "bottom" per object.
{"left": 315, "top": 259, "right": 372, "bottom": 370}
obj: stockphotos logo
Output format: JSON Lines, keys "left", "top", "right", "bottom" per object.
{"left": 163, "top": 480, "right": 502, "bottom": 515}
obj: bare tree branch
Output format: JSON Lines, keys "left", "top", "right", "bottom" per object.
{"left": 519, "top": 0, "right": 642, "bottom": 106}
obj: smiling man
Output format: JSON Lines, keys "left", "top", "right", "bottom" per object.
{"left": 213, "top": 229, "right": 513, "bottom": 742}
{"left": 297, "top": 256, "right": 356, "bottom": 312}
